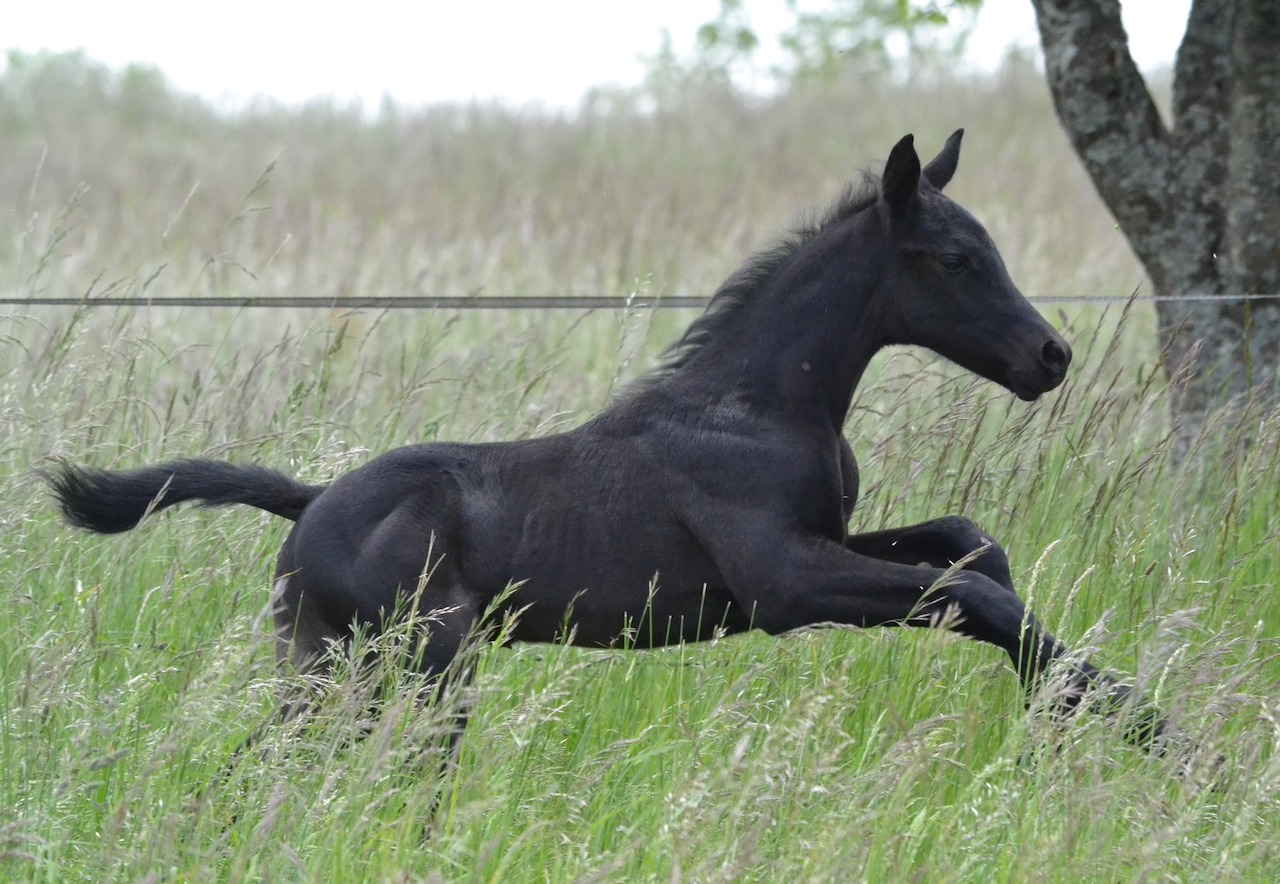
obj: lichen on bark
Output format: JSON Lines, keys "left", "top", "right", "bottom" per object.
{"left": 1030, "top": 0, "right": 1279, "bottom": 453}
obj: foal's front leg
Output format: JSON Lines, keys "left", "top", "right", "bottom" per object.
{"left": 847, "top": 516, "right": 1096, "bottom": 689}
{"left": 837, "top": 441, "right": 1015, "bottom": 593}
{"left": 846, "top": 518, "right": 1184, "bottom": 754}
{"left": 845, "top": 516, "right": 1015, "bottom": 593}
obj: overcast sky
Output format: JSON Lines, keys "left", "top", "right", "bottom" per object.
{"left": 5, "top": 0, "right": 1191, "bottom": 110}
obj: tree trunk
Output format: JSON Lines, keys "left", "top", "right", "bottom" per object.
{"left": 1222, "top": 0, "right": 1280, "bottom": 405}
{"left": 1030, "top": 0, "right": 1280, "bottom": 453}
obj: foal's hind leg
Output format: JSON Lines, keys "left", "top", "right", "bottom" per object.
{"left": 393, "top": 588, "right": 484, "bottom": 766}
{"left": 276, "top": 584, "right": 482, "bottom": 786}
{"left": 271, "top": 571, "right": 348, "bottom": 727}
{"left": 196, "top": 574, "right": 345, "bottom": 803}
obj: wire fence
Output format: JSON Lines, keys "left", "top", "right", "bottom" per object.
{"left": 3, "top": 293, "right": 1280, "bottom": 310}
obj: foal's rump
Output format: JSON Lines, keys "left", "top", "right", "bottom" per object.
{"left": 279, "top": 444, "right": 481, "bottom": 620}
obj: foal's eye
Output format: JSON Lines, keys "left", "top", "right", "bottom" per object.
{"left": 938, "top": 253, "right": 967, "bottom": 275}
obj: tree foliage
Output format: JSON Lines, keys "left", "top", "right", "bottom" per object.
{"left": 687, "top": 0, "right": 983, "bottom": 85}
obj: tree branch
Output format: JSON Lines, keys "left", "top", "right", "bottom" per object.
{"left": 1225, "top": 0, "right": 1280, "bottom": 295}
{"left": 1172, "top": 0, "right": 1234, "bottom": 137}
{"left": 1030, "top": 0, "right": 1169, "bottom": 236}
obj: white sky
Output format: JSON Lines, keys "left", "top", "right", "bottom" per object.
{"left": 4, "top": 0, "right": 1191, "bottom": 110}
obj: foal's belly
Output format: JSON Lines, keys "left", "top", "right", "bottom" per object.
{"left": 494, "top": 508, "right": 749, "bottom": 648}
{"left": 502, "top": 572, "right": 751, "bottom": 649}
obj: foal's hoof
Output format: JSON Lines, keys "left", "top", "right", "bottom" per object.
{"left": 1027, "top": 666, "right": 1178, "bottom": 750}
{"left": 1025, "top": 668, "right": 1225, "bottom": 786}
{"left": 1173, "top": 746, "right": 1229, "bottom": 793}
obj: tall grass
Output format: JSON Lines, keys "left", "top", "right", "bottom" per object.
{"left": 2, "top": 54, "right": 1277, "bottom": 880}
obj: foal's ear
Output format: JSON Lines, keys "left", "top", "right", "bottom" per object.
{"left": 922, "top": 128, "right": 964, "bottom": 190}
{"left": 882, "top": 133, "right": 921, "bottom": 219}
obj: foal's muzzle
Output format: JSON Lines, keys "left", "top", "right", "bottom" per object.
{"left": 1012, "top": 333, "right": 1072, "bottom": 401}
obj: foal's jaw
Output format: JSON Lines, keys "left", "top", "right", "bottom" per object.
{"left": 892, "top": 303, "right": 1073, "bottom": 403}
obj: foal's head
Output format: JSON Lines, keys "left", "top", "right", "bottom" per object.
{"left": 877, "top": 130, "right": 1071, "bottom": 401}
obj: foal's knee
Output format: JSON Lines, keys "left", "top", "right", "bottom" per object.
{"left": 929, "top": 516, "right": 1013, "bottom": 591}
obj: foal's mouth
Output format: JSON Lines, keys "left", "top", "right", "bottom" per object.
{"left": 1008, "top": 364, "right": 1068, "bottom": 401}
{"left": 1005, "top": 336, "right": 1071, "bottom": 401}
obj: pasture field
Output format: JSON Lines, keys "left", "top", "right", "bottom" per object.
{"left": 2, "top": 56, "right": 1278, "bottom": 880}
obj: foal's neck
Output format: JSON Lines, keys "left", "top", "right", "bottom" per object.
{"left": 697, "top": 217, "right": 890, "bottom": 431}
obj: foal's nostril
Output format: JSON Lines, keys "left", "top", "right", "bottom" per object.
{"left": 1041, "top": 339, "right": 1070, "bottom": 374}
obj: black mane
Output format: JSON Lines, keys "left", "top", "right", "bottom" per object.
{"left": 636, "top": 173, "right": 881, "bottom": 389}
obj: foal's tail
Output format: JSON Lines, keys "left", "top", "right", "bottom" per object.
{"left": 41, "top": 458, "right": 327, "bottom": 534}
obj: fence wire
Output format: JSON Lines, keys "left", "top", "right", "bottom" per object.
{"left": 3, "top": 293, "right": 1280, "bottom": 310}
